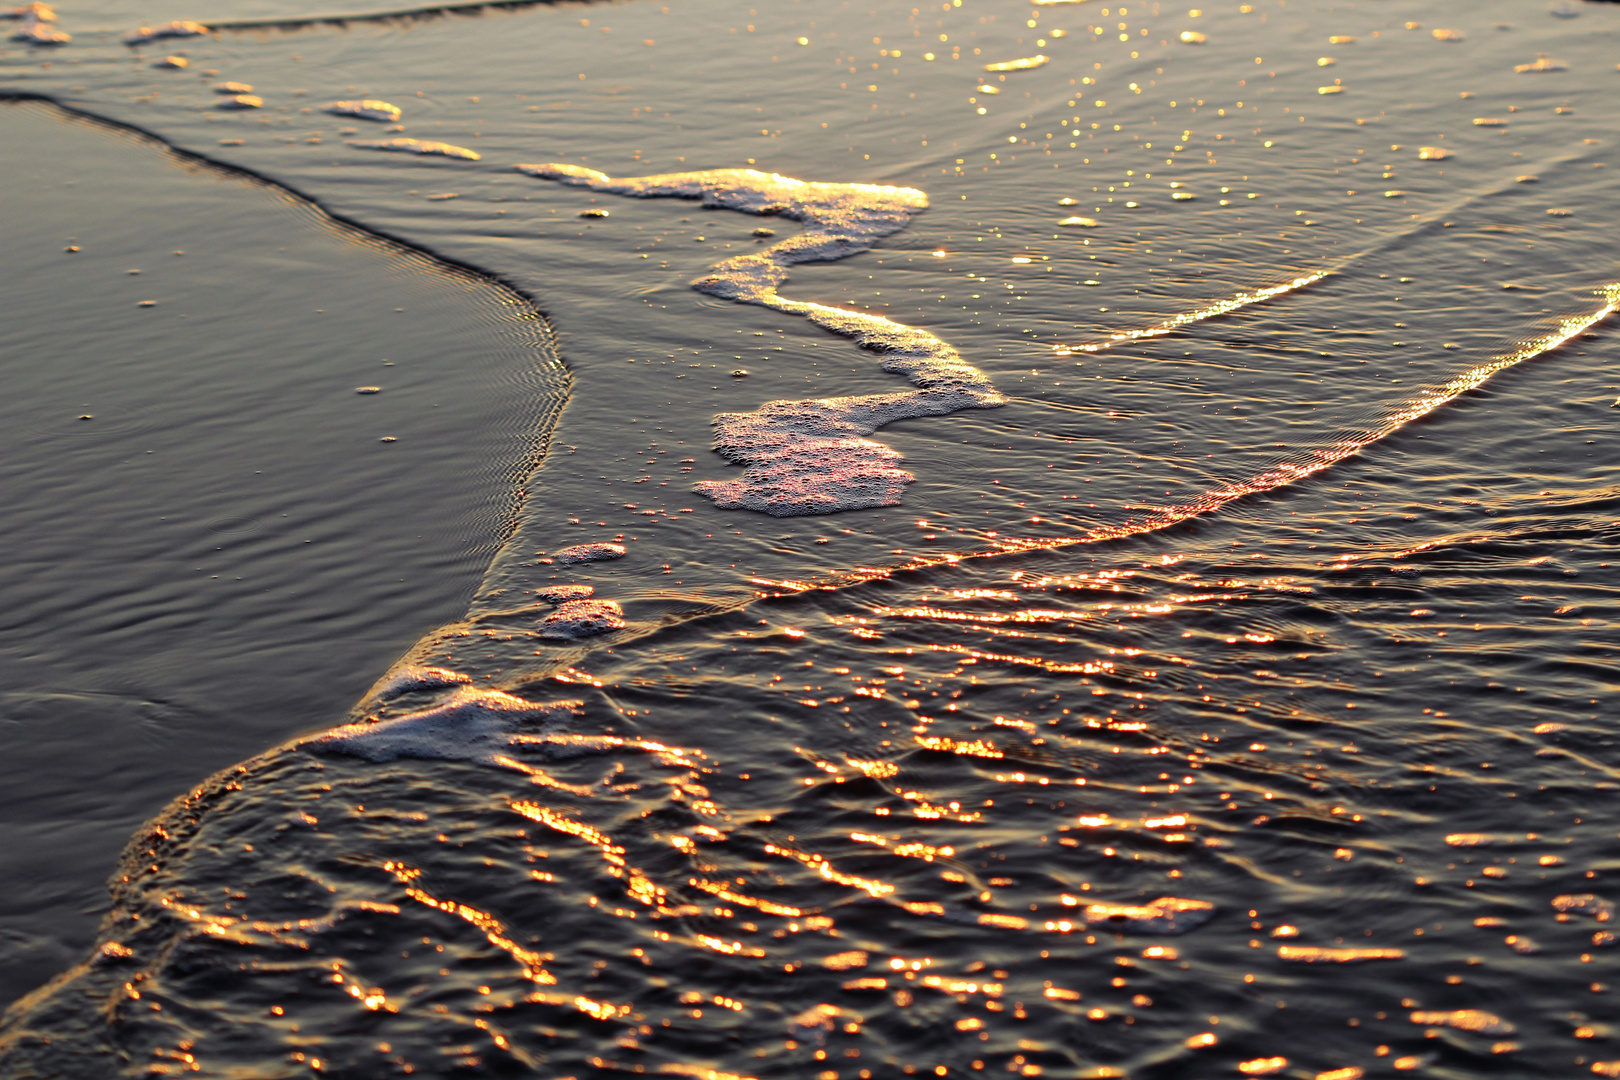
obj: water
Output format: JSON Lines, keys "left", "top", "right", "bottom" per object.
{"left": 2, "top": 0, "right": 1618, "bottom": 1076}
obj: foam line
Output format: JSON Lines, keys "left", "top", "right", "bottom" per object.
{"left": 1054, "top": 270, "right": 1331, "bottom": 355}
{"left": 1058, "top": 283, "right": 1620, "bottom": 546}
{"left": 517, "top": 165, "right": 1006, "bottom": 516}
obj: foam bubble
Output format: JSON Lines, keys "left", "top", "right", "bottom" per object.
{"left": 11, "top": 16, "right": 66, "bottom": 42}
{"left": 539, "top": 599, "right": 625, "bottom": 639}
{"left": 326, "top": 99, "right": 402, "bottom": 123}
{"left": 515, "top": 165, "right": 1005, "bottom": 515}
{"left": 1082, "top": 896, "right": 1215, "bottom": 934}
{"left": 540, "top": 584, "right": 594, "bottom": 602}
{"left": 549, "top": 542, "right": 626, "bottom": 564}
{"left": 125, "top": 19, "right": 208, "bottom": 45}
{"left": 9, "top": 1, "right": 66, "bottom": 43}
{"left": 306, "top": 686, "right": 579, "bottom": 763}
{"left": 351, "top": 138, "right": 480, "bottom": 161}
{"left": 364, "top": 664, "right": 473, "bottom": 705}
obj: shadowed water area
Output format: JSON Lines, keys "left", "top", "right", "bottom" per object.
{"left": 1, "top": 0, "right": 1618, "bottom": 1076}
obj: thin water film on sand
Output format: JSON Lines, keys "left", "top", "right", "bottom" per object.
{"left": 3, "top": 0, "right": 1620, "bottom": 1076}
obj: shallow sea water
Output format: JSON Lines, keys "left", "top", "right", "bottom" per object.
{"left": 2, "top": 0, "right": 1619, "bottom": 1076}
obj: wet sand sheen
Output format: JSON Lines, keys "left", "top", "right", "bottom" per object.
{"left": 0, "top": 99, "right": 565, "bottom": 1002}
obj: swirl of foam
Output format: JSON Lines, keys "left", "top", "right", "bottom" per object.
{"left": 516, "top": 165, "right": 1006, "bottom": 516}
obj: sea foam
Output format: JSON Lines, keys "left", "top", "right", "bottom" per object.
{"left": 363, "top": 664, "right": 473, "bottom": 706}
{"left": 351, "top": 137, "right": 479, "bottom": 161}
{"left": 538, "top": 598, "right": 625, "bottom": 639}
{"left": 548, "top": 542, "right": 625, "bottom": 564}
{"left": 306, "top": 686, "right": 579, "bottom": 763}
{"left": 326, "top": 99, "right": 402, "bottom": 123}
{"left": 124, "top": 19, "right": 207, "bottom": 45}
{"left": 516, "top": 165, "right": 1005, "bottom": 516}
{"left": 8, "top": 1, "right": 67, "bottom": 43}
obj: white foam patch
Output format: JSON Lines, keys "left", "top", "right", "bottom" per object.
{"left": 350, "top": 138, "right": 479, "bottom": 161}
{"left": 364, "top": 664, "right": 473, "bottom": 704}
{"left": 9, "top": 1, "right": 66, "bottom": 43}
{"left": 540, "top": 583, "right": 594, "bottom": 602}
{"left": 549, "top": 542, "right": 625, "bottom": 564}
{"left": 306, "top": 686, "right": 579, "bottom": 763}
{"left": 124, "top": 19, "right": 207, "bottom": 45}
{"left": 516, "top": 165, "right": 1005, "bottom": 516}
{"left": 538, "top": 598, "right": 625, "bottom": 639}
{"left": 326, "top": 99, "right": 402, "bottom": 123}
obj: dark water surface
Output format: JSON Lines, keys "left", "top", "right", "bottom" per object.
{"left": 0, "top": 100, "right": 564, "bottom": 1002}
{"left": 2, "top": 0, "right": 1619, "bottom": 1076}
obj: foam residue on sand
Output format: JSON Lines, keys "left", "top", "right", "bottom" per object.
{"left": 124, "top": 19, "right": 208, "bottom": 45}
{"left": 538, "top": 598, "right": 625, "bottom": 639}
{"left": 326, "top": 99, "right": 402, "bottom": 123}
{"left": 516, "top": 165, "right": 1005, "bottom": 516}
{"left": 306, "top": 686, "right": 579, "bottom": 763}
{"left": 8, "top": 1, "right": 68, "bottom": 44}
{"left": 351, "top": 137, "right": 480, "bottom": 161}
{"left": 546, "top": 542, "right": 625, "bottom": 565}
{"left": 362, "top": 664, "right": 474, "bottom": 707}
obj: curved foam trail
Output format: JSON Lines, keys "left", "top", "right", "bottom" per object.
{"left": 1054, "top": 270, "right": 1331, "bottom": 355}
{"left": 516, "top": 165, "right": 1006, "bottom": 516}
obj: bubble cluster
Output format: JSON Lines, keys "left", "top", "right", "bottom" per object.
{"left": 7, "top": 2, "right": 67, "bottom": 45}
{"left": 325, "top": 99, "right": 402, "bottom": 123}
{"left": 548, "top": 542, "right": 626, "bottom": 564}
{"left": 538, "top": 598, "right": 626, "bottom": 639}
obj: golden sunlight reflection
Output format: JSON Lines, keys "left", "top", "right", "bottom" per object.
{"left": 1053, "top": 272, "right": 1331, "bottom": 355}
